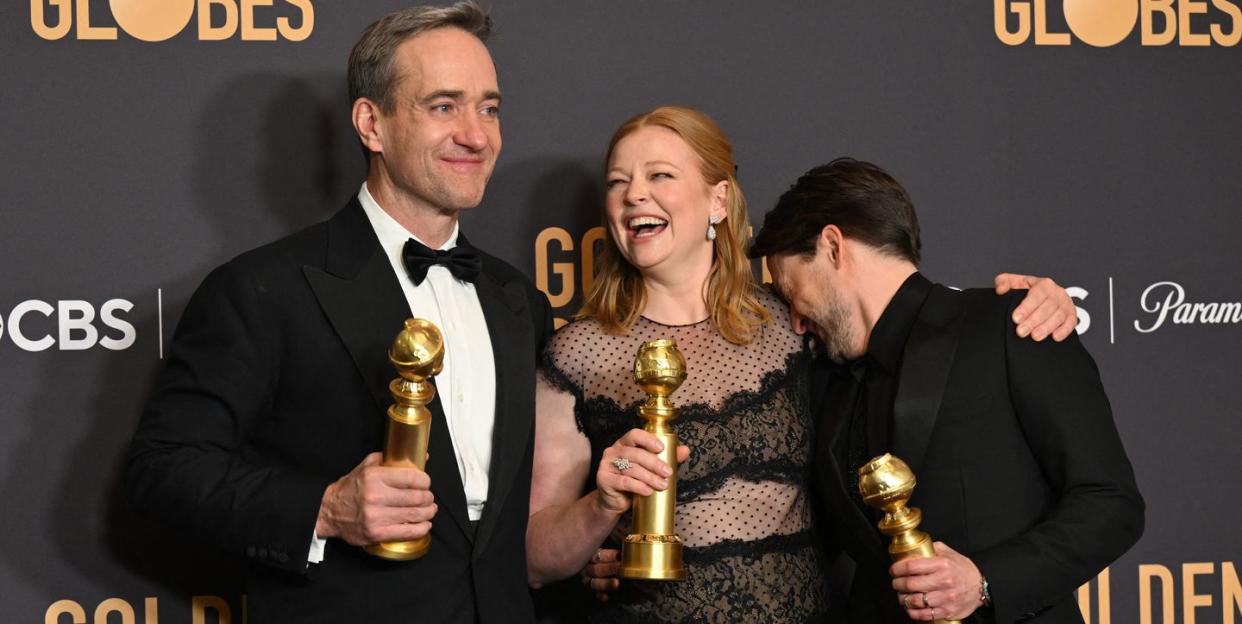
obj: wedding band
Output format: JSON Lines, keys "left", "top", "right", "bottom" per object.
{"left": 612, "top": 457, "right": 631, "bottom": 472}
{"left": 922, "top": 593, "right": 930, "bottom": 608}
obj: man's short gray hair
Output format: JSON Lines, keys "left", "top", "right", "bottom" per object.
{"left": 348, "top": 1, "right": 492, "bottom": 113}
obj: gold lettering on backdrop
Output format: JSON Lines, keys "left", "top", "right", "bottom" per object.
{"left": 240, "top": 0, "right": 277, "bottom": 41}
{"left": 1077, "top": 567, "right": 1112, "bottom": 624}
{"left": 996, "top": 0, "right": 1240, "bottom": 45}
{"left": 94, "top": 598, "right": 136, "bottom": 624}
{"left": 536, "top": 225, "right": 771, "bottom": 327}
{"left": 1063, "top": 0, "right": 1140, "bottom": 46}
{"left": 1225, "top": 562, "right": 1242, "bottom": 624}
{"left": 1213, "top": 0, "right": 1242, "bottom": 43}
{"left": 192, "top": 595, "right": 232, "bottom": 624}
{"left": 1034, "top": 0, "right": 1072, "bottom": 44}
{"left": 995, "top": 0, "right": 1033, "bottom": 45}
{"left": 43, "top": 596, "right": 245, "bottom": 623}
{"left": 30, "top": 0, "right": 72, "bottom": 39}
{"left": 1143, "top": 0, "right": 1179, "bottom": 44}
{"left": 279, "top": 0, "right": 312, "bottom": 41}
{"left": 75, "top": 0, "right": 116, "bottom": 39}
{"left": 45, "top": 600, "right": 87, "bottom": 624}
{"left": 1180, "top": 0, "right": 1213, "bottom": 44}
{"left": 580, "top": 227, "right": 606, "bottom": 300}
{"left": 536, "top": 227, "right": 575, "bottom": 308}
{"left": 1141, "top": 564, "right": 1176, "bottom": 624}
{"left": 28, "top": 0, "right": 312, "bottom": 41}
{"left": 144, "top": 598, "right": 159, "bottom": 624}
{"left": 1184, "top": 562, "right": 1216, "bottom": 623}
{"left": 109, "top": 0, "right": 195, "bottom": 42}
{"left": 197, "top": 0, "right": 238, "bottom": 40}
{"left": 534, "top": 226, "right": 606, "bottom": 327}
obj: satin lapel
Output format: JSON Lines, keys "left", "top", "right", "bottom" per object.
{"left": 891, "top": 286, "right": 966, "bottom": 475}
{"left": 814, "top": 370, "right": 888, "bottom": 564}
{"left": 472, "top": 272, "right": 535, "bottom": 555}
{"left": 301, "top": 203, "right": 411, "bottom": 415}
{"left": 302, "top": 203, "right": 471, "bottom": 541}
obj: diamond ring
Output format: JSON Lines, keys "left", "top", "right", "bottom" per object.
{"left": 611, "top": 457, "right": 631, "bottom": 472}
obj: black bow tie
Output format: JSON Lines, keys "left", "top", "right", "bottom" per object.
{"left": 402, "top": 237, "right": 482, "bottom": 285}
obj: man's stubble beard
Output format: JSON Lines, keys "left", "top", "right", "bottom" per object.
{"left": 815, "top": 290, "right": 857, "bottom": 362}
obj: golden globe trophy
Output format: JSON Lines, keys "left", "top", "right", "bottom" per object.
{"left": 365, "top": 318, "right": 444, "bottom": 561}
{"left": 619, "top": 338, "right": 687, "bottom": 581}
{"left": 858, "top": 453, "right": 960, "bottom": 624}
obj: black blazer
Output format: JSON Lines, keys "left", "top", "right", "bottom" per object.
{"left": 810, "top": 282, "right": 1143, "bottom": 624}
{"left": 126, "top": 199, "right": 552, "bottom": 623}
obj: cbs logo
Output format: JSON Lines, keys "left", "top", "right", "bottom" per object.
{"left": 0, "top": 299, "right": 135, "bottom": 352}
{"left": 995, "top": 0, "right": 1241, "bottom": 46}
{"left": 31, "top": 0, "right": 314, "bottom": 42}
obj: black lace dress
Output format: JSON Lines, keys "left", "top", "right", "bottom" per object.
{"left": 538, "top": 290, "right": 829, "bottom": 623}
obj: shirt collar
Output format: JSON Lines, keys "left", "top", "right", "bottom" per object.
{"left": 865, "top": 272, "right": 933, "bottom": 374}
{"left": 357, "top": 181, "right": 459, "bottom": 254}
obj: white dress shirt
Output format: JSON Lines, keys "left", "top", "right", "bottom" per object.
{"left": 309, "top": 183, "right": 497, "bottom": 564}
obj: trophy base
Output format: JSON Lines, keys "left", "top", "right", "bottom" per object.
{"left": 365, "top": 535, "right": 430, "bottom": 561}
{"left": 619, "top": 536, "right": 686, "bottom": 581}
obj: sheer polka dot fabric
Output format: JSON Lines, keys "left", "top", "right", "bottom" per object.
{"left": 539, "top": 288, "right": 829, "bottom": 621}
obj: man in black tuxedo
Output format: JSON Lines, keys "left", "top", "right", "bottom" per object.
{"left": 751, "top": 158, "right": 1144, "bottom": 623}
{"left": 125, "top": 3, "right": 549, "bottom": 622}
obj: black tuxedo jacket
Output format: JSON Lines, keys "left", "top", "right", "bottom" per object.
{"left": 126, "top": 199, "right": 552, "bottom": 623}
{"left": 810, "top": 282, "right": 1143, "bottom": 624}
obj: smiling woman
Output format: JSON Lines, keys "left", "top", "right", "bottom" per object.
{"left": 584, "top": 107, "right": 769, "bottom": 345}
{"left": 525, "top": 106, "right": 830, "bottom": 622}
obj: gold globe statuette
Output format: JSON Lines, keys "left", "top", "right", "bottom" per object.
{"left": 364, "top": 318, "right": 444, "bottom": 561}
{"left": 858, "top": 453, "right": 961, "bottom": 624}
{"left": 619, "top": 338, "right": 688, "bottom": 581}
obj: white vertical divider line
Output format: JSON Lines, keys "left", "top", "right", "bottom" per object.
{"left": 1108, "top": 277, "right": 1115, "bottom": 345}
{"left": 158, "top": 288, "right": 165, "bottom": 359}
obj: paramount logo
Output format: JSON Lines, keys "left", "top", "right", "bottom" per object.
{"left": 1134, "top": 281, "right": 1242, "bottom": 333}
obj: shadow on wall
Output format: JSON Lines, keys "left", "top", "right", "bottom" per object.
{"left": 469, "top": 156, "right": 602, "bottom": 287}
{"left": 190, "top": 71, "right": 364, "bottom": 258}
{"left": 0, "top": 71, "right": 363, "bottom": 620}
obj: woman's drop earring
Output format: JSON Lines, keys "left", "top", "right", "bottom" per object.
{"left": 707, "top": 214, "right": 721, "bottom": 241}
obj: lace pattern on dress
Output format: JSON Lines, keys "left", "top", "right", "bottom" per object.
{"left": 538, "top": 290, "right": 830, "bottom": 622}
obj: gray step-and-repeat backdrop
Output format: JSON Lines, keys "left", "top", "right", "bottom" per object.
{"left": 3, "top": 1, "right": 1239, "bottom": 622}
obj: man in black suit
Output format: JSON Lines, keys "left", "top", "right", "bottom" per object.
{"left": 125, "top": 3, "right": 549, "bottom": 622}
{"left": 751, "top": 158, "right": 1144, "bottom": 623}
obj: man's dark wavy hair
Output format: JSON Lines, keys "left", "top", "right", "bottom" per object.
{"left": 750, "top": 157, "right": 921, "bottom": 265}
